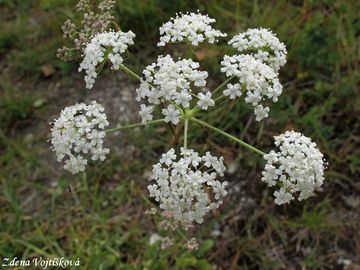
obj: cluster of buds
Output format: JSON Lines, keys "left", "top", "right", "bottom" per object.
{"left": 57, "top": 0, "right": 116, "bottom": 61}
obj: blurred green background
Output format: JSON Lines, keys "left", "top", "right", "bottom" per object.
{"left": 0, "top": 0, "right": 359, "bottom": 269}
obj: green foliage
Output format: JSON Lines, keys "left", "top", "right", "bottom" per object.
{"left": 287, "top": 200, "right": 334, "bottom": 233}
{"left": 0, "top": 77, "right": 37, "bottom": 130}
{"left": 194, "top": 239, "right": 214, "bottom": 258}
{"left": 302, "top": 248, "right": 327, "bottom": 269}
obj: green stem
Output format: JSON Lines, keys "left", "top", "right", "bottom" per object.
{"left": 185, "top": 41, "right": 195, "bottom": 59}
{"left": 184, "top": 119, "right": 189, "bottom": 149}
{"left": 214, "top": 94, "right": 226, "bottom": 102}
{"left": 189, "top": 106, "right": 201, "bottom": 115}
{"left": 177, "top": 229, "right": 189, "bottom": 241}
{"left": 212, "top": 75, "right": 236, "bottom": 97}
{"left": 96, "top": 60, "right": 107, "bottom": 73}
{"left": 105, "top": 119, "right": 165, "bottom": 133}
{"left": 112, "top": 20, "right": 121, "bottom": 31}
{"left": 119, "top": 64, "right": 142, "bottom": 81}
{"left": 192, "top": 118, "right": 266, "bottom": 156}
{"left": 215, "top": 98, "right": 230, "bottom": 109}
{"left": 189, "top": 76, "right": 236, "bottom": 115}
{"left": 189, "top": 92, "right": 198, "bottom": 99}
{"left": 169, "top": 101, "right": 183, "bottom": 112}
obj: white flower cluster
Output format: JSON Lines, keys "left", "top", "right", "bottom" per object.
{"left": 221, "top": 54, "right": 282, "bottom": 121}
{"left": 148, "top": 148, "right": 228, "bottom": 228}
{"left": 262, "top": 131, "right": 325, "bottom": 205}
{"left": 157, "top": 11, "right": 226, "bottom": 46}
{"left": 79, "top": 30, "right": 135, "bottom": 89}
{"left": 229, "top": 28, "right": 287, "bottom": 72}
{"left": 136, "top": 55, "right": 213, "bottom": 124}
{"left": 50, "top": 101, "right": 110, "bottom": 174}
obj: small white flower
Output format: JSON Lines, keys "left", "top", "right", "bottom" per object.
{"left": 262, "top": 131, "right": 326, "bottom": 204}
{"left": 148, "top": 148, "right": 227, "bottom": 229}
{"left": 79, "top": 30, "right": 135, "bottom": 89}
{"left": 174, "top": 91, "right": 192, "bottom": 108}
{"left": 213, "top": 181, "right": 228, "bottom": 200}
{"left": 162, "top": 104, "right": 180, "bottom": 125}
{"left": 180, "top": 147, "right": 202, "bottom": 167}
{"left": 274, "top": 188, "right": 294, "bottom": 205}
{"left": 197, "top": 91, "right": 215, "bottom": 110}
{"left": 91, "top": 146, "right": 110, "bottom": 161}
{"left": 50, "top": 101, "right": 110, "bottom": 174}
{"left": 223, "top": 83, "right": 242, "bottom": 99}
{"left": 158, "top": 12, "right": 226, "bottom": 47}
{"left": 160, "top": 148, "right": 177, "bottom": 166}
{"left": 139, "top": 104, "right": 154, "bottom": 124}
{"left": 149, "top": 233, "right": 162, "bottom": 245}
{"left": 64, "top": 156, "right": 87, "bottom": 174}
{"left": 254, "top": 105, "right": 270, "bottom": 121}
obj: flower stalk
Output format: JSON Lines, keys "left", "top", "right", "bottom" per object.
{"left": 191, "top": 117, "right": 266, "bottom": 156}
{"left": 211, "top": 75, "right": 236, "bottom": 97}
{"left": 184, "top": 119, "right": 189, "bottom": 149}
{"left": 119, "top": 64, "right": 142, "bottom": 81}
{"left": 105, "top": 119, "right": 165, "bottom": 133}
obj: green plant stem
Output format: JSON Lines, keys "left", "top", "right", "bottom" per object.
{"left": 96, "top": 60, "right": 107, "bottom": 73}
{"left": 119, "top": 64, "right": 142, "bottom": 81}
{"left": 184, "top": 119, "right": 189, "bottom": 149}
{"left": 214, "top": 94, "right": 226, "bottom": 102}
{"left": 212, "top": 75, "right": 236, "bottom": 97}
{"left": 177, "top": 229, "right": 189, "bottom": 241}
{"left": 189, "top": 76, "right": 236, "bottom": 114}
{"left": 192, "top": 118, "right": 266, "bottom": 156}
{"left": 111, "top": 20, "right": 121, "bottom": 31}
{"left": 189, "top": 92, "right": 198, "bottom": 99}
{"left": 105, "top": 119, "right": 165, "bottom": 133}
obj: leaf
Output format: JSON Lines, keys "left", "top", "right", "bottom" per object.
{"left": 196, "top": 259, "right": 213, "bottom": 270}
{"left": 194, "top": 239, "right": 214, "bottom": 258}
{"left": 33, "top": 98, "right": 46, "bottom": 108}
